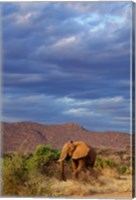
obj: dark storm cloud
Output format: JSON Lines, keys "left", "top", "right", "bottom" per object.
{"left": 3, "top": 94, "right": 130, "bottom": 133}
{"left": 2, "top": 2, "right": 132, "bottom": 132}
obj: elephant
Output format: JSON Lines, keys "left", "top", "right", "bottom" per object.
{"left": 58, "top": 141, "right": 96, "bottom": 181}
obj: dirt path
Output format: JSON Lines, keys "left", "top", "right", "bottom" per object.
{"left": 89, "top": 191, "right": 132, "bottom": 198}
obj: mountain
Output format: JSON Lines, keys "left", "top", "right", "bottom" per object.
{"left": 2, "top": 122, "right": 131, "bottom": 153}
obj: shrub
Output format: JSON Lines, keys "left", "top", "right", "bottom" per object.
{"left": 27, "top": 145, "right": 60, "bottom": 174}
{"left": 105, "top": 159, "right": 116, "bottom": 168}
{"left": 94, "top": 157, "right": 114, "bottom": 169}
{"left": 116, "top": 165, "right": 128, "bottom": 174}
{"left": 95, "top": 156, "right": 131, "bottom": 176}
{"left": 2, "top": 145, "right": 60, "bottom": 195}
{"left": 2, "top": 154, "right": 29, "bottom": 195}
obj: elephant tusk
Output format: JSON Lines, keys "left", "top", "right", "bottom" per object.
{"left": 57, "top": 159, "right": 64, "bottom": 162}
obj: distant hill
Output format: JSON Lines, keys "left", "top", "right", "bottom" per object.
{"left": 2, "top": 122, "right": 131, "bottom": 153}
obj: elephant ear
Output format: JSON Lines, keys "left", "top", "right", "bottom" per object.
{"left": 72, "top": 141, "right": 90, "bottom": 159}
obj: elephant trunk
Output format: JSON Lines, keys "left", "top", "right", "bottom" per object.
{"left": 59, "top": 161, "right": 66, "bottom": 181}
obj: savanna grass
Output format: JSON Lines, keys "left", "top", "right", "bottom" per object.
{"left": 2, "top": 145, "right": 131, "bottom": 196}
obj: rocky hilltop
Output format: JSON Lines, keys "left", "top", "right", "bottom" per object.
{"left": 2, "top": 122, "right": 130, "bottom": 153}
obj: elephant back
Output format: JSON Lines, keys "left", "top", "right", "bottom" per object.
{"left": 72, "top": 141, "right": 90, "bottom": 159}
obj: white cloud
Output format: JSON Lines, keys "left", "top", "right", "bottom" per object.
{"left": 64, "top": 108, "right": 89, "bottom": 117}
{"left": 53, "top": 36, "right": 77, "bottom": 48}
{"left": 3, "top": 93, "right": 130, "bottom": 132}
{"left": 63, "top": 108, "right": 103, "bottom": 118}
{"left": 4, "top": 73, "right": 44, "bottom": 84}
{"left": 90, "top": 96, "right": 125, "bottom": 105}
{"left": 57, "top": 96, "right": 75, "bottom": 104}
{"left": 16, "top": 12, "right": 32, "bottom": 24}
{"left": 89, "top": 23, "right": 105, "bottom": 33}
{"left": 56, "top": 95, "right": 129, "bottom": 121}
{"left": 57, "top": 95, "right": 125, "bottom": 108}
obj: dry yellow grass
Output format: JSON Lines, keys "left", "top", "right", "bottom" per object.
{"left": 13, "top": 167, "right": 132, "bottom": 198}
{"left": 47, "top": 169, "right": 132, "bottom": 198}
{"left": 22, "top": 169, "right": 132, "bottom": 198}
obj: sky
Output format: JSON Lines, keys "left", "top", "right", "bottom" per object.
{"left": 1, "top": 2, "right": 133, "bottom": 133}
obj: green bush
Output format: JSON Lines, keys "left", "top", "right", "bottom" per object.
{"left": 95, "top": 157, "right": 111, "bottom": 168}
{"left": 2, "top": 154, "right": 29, "bottom": 195}
{"left": 105, "top": 159, "right": 116, "bottom": 168}
{"left": 94, "top": 157, "right": 130, "bottom": 175}
{"left": 27, "top": 145, "right": 60, "bottom": 174}
{"left": 116, "top": 165, "right": 128, "bottom": 174}
{"left": 34, "top": 144, "right": 60, "bottom": 161}
{"left": 2, "top": 144, "right": 60, "bottom": 195}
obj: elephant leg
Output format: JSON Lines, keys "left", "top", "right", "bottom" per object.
{"left": 74, "top": 159, "right": 84, "bottom": 179}
{"left": 59, "top": 161, "right": 66, "bottom": 181}
{"left": 87, "top": 166, "right": 96, "bottom": 177}
{"left": 72, "top": 160, "right": 78, "bottom": 173}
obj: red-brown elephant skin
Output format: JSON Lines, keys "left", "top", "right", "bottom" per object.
{"left": 58, "top": 141, "right": 96, "bottom": 181}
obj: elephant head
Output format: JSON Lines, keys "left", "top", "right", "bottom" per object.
{"left": 58, "top": 141, "right": 92, "bottom": 180}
